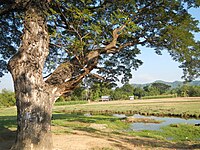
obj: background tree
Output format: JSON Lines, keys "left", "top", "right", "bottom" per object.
{"left": 112, "top": 83, "right": 134, "bottom": 100}
{"left": 89, "top": 82, "right": 101, "bottom": 100}
{"left": 120, "top": 83, "right": 135, "bottom": 95}
{"left": 134, "top": 87, "right": 145, "bottom": 99}
{"left": 178, "top": 84, "right": 190, "bottom": 97}
{"left": 176, "top": 84, "right": 200, "bottom": 97}
{"left": 0, "top": 0, "right": 200, "bottom": 149}
{"left": 70, "top": 85, "right": 85, "bottom": 100}
{"left": 143, "top": 85, "right": 160, "bottom": 96}
{"left": 151, "top": 82, "right": 171, "bottom": 94}
{"left": 187, "top": 86, "right": 200, "bottom": 97}
{"left": 112, "top": 87, "right": 126, "bottom": 100}
{"left": 89, "top": 81, "right": 114, "bottom": 100}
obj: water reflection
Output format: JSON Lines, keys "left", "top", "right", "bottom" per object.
{"left": 113, "top": 114, "right": 200, "bottom": 131}
{"left": 113, "top": 114, "right": 126, "bottom": 119}
{"left": 131, "top": 114, "right": 200, "bottom": 131}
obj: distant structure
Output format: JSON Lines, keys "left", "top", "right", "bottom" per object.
{"left": 100, "top": 95, "right": 110, "bottom": 102}
{"left": 129, "top": 96, "right": 134, "bottom": 100}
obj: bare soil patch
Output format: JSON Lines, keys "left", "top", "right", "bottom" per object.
{"left": 1, "top": 128, "right": 199, "bottom": 150}
{"left": 52, "top": 130, "right": 200, "bottom": 150}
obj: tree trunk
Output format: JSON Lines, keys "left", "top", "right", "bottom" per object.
{"left": 8, "top": 3, "right": 57, "bottom": 150}
{"left": 11, "top": 90, "right": 54, "bottom": 150}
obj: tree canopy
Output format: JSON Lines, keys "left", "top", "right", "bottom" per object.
{"left": 1, "top": 0, "right": 200, "bottom": 86}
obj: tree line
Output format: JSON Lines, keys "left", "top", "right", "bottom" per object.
{"left": 57, "top": 82, "right": 200, "bottom": 102}
{"left": 1, "top": 82, "right": 200, "bottom": 106}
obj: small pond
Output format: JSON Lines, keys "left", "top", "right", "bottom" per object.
{"left": 113, "top": 114, "right": 200, "bottom": 131}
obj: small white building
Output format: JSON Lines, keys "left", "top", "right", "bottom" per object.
{"left": 129, "top": 96, "right": 134, "bottom": 100}
{"left": 100, "top": 95, "right": 110, "bottom": 102}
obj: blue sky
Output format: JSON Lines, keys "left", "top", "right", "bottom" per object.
{"left": 0, "top": 7, "right": 200, "bottom": 91}
{"left": 130, "top": 49, "right": 184, "bottom": 84}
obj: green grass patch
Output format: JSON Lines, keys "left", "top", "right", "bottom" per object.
{"left": 129, "top": 124, "right": 200, "bottom": 142}
{"left": 142, "top": 94, "right": 176, "bottom": 99}
{"left": 52, "top": 113, "right": 129, "bottom": 132}
{"left": 0, "top": 107, "right": 16, "bottom": 116}
{"left": 0, "top": 116, "right": 17, "bottom": 129}
{"left": 0, "top": 107, "right": 17, "bottom": 134}
{"left": 161, "top": 124, "right": 200, "bottom": 141}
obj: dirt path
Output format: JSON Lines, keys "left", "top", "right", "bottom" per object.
{"left": 0, "top": 132, "right": 136, "bottom": 150}
{"left": 52, "top": 130, "right": 200, "bottom": 150}
{"left": 53, "top": 132, "right": 129, "bottom": 150}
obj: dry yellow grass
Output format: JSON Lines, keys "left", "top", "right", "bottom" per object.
{"left": 54, "top": 97, "right": 200, "bottom": 118}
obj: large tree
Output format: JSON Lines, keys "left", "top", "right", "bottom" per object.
{"left": 151, "top": 82, "right": 171, "bottom": 94}
{"left": 0, "top": 0, "right": 200, "bottom": 149}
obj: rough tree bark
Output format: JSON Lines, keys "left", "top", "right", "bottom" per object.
{"left": 8, "top": 3, "right": 58, "bottom": 150}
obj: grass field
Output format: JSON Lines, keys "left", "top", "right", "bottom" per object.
{"left": 54, "top": 97, "right": 200, "bottom": 118}
{"left": 0, "top": 97, "right": 200, "bottom": 149}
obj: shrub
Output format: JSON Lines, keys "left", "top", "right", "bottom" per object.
{"left": 0, "top": 89, "right": 15, "bottom": 107}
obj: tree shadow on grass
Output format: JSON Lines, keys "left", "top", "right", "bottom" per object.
{"left": 0, "top": 115, "right": 16, "bottom": 150}
{"left": 52, "top": 113, "right": 118, "bottom": 123}
{"left": 119, "top": 136, "right": 200, "bottom": 149}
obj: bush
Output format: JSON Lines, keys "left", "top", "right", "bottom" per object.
{"left": 0, "top": 89, "right": 15, "bottom": 107}
{"left": 188, "top": 86, "right": 200, "bottom": 97}
{"left": 176, "top": 85, "right": 200, "bottom": 97}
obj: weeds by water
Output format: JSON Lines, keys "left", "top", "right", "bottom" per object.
{"left": 128, "top": 123, "right": 200, "bottom": 142}
{"left": 161, "top": 124, "right": 200, "bottom": 141}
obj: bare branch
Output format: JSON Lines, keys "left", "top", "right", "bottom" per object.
{"left": 50, "top": 43, "right": 71, "bottom": 53}
{"left": 89, "top": 73, "right": 105, "bottom": 80}
{"left": 104, "top": 24, "right": 126, "bottom": 53}
{"left": 86, "top": 50, "right": 99, "bottom": 61}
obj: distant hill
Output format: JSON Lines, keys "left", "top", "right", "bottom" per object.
{"left": 133, "top": 80, "right": 200, "bottom": 89}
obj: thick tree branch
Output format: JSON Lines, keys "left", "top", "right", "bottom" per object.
{"left": 57, "top": 57, "right": 99, "bottom": 94}
{"left": 104, "top": 24, "right": 126, "bottom": 53}
{"left": 45, "top": 50, "right": 97, "bottom": 81}
{"left": 89, "top": 73, "right": 105, "bottom": 80}
{"left": 45, "top": 61, "right": 73, "bottom": 85}
{"left": 45, "top": 47, "right": 101, "bottom": 94}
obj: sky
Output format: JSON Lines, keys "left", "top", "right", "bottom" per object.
{"left": 130, "top": 49, "right": 184, "bottom": 84}
{"left": 0, "top": 7, "right": 200, "bottom": 91}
